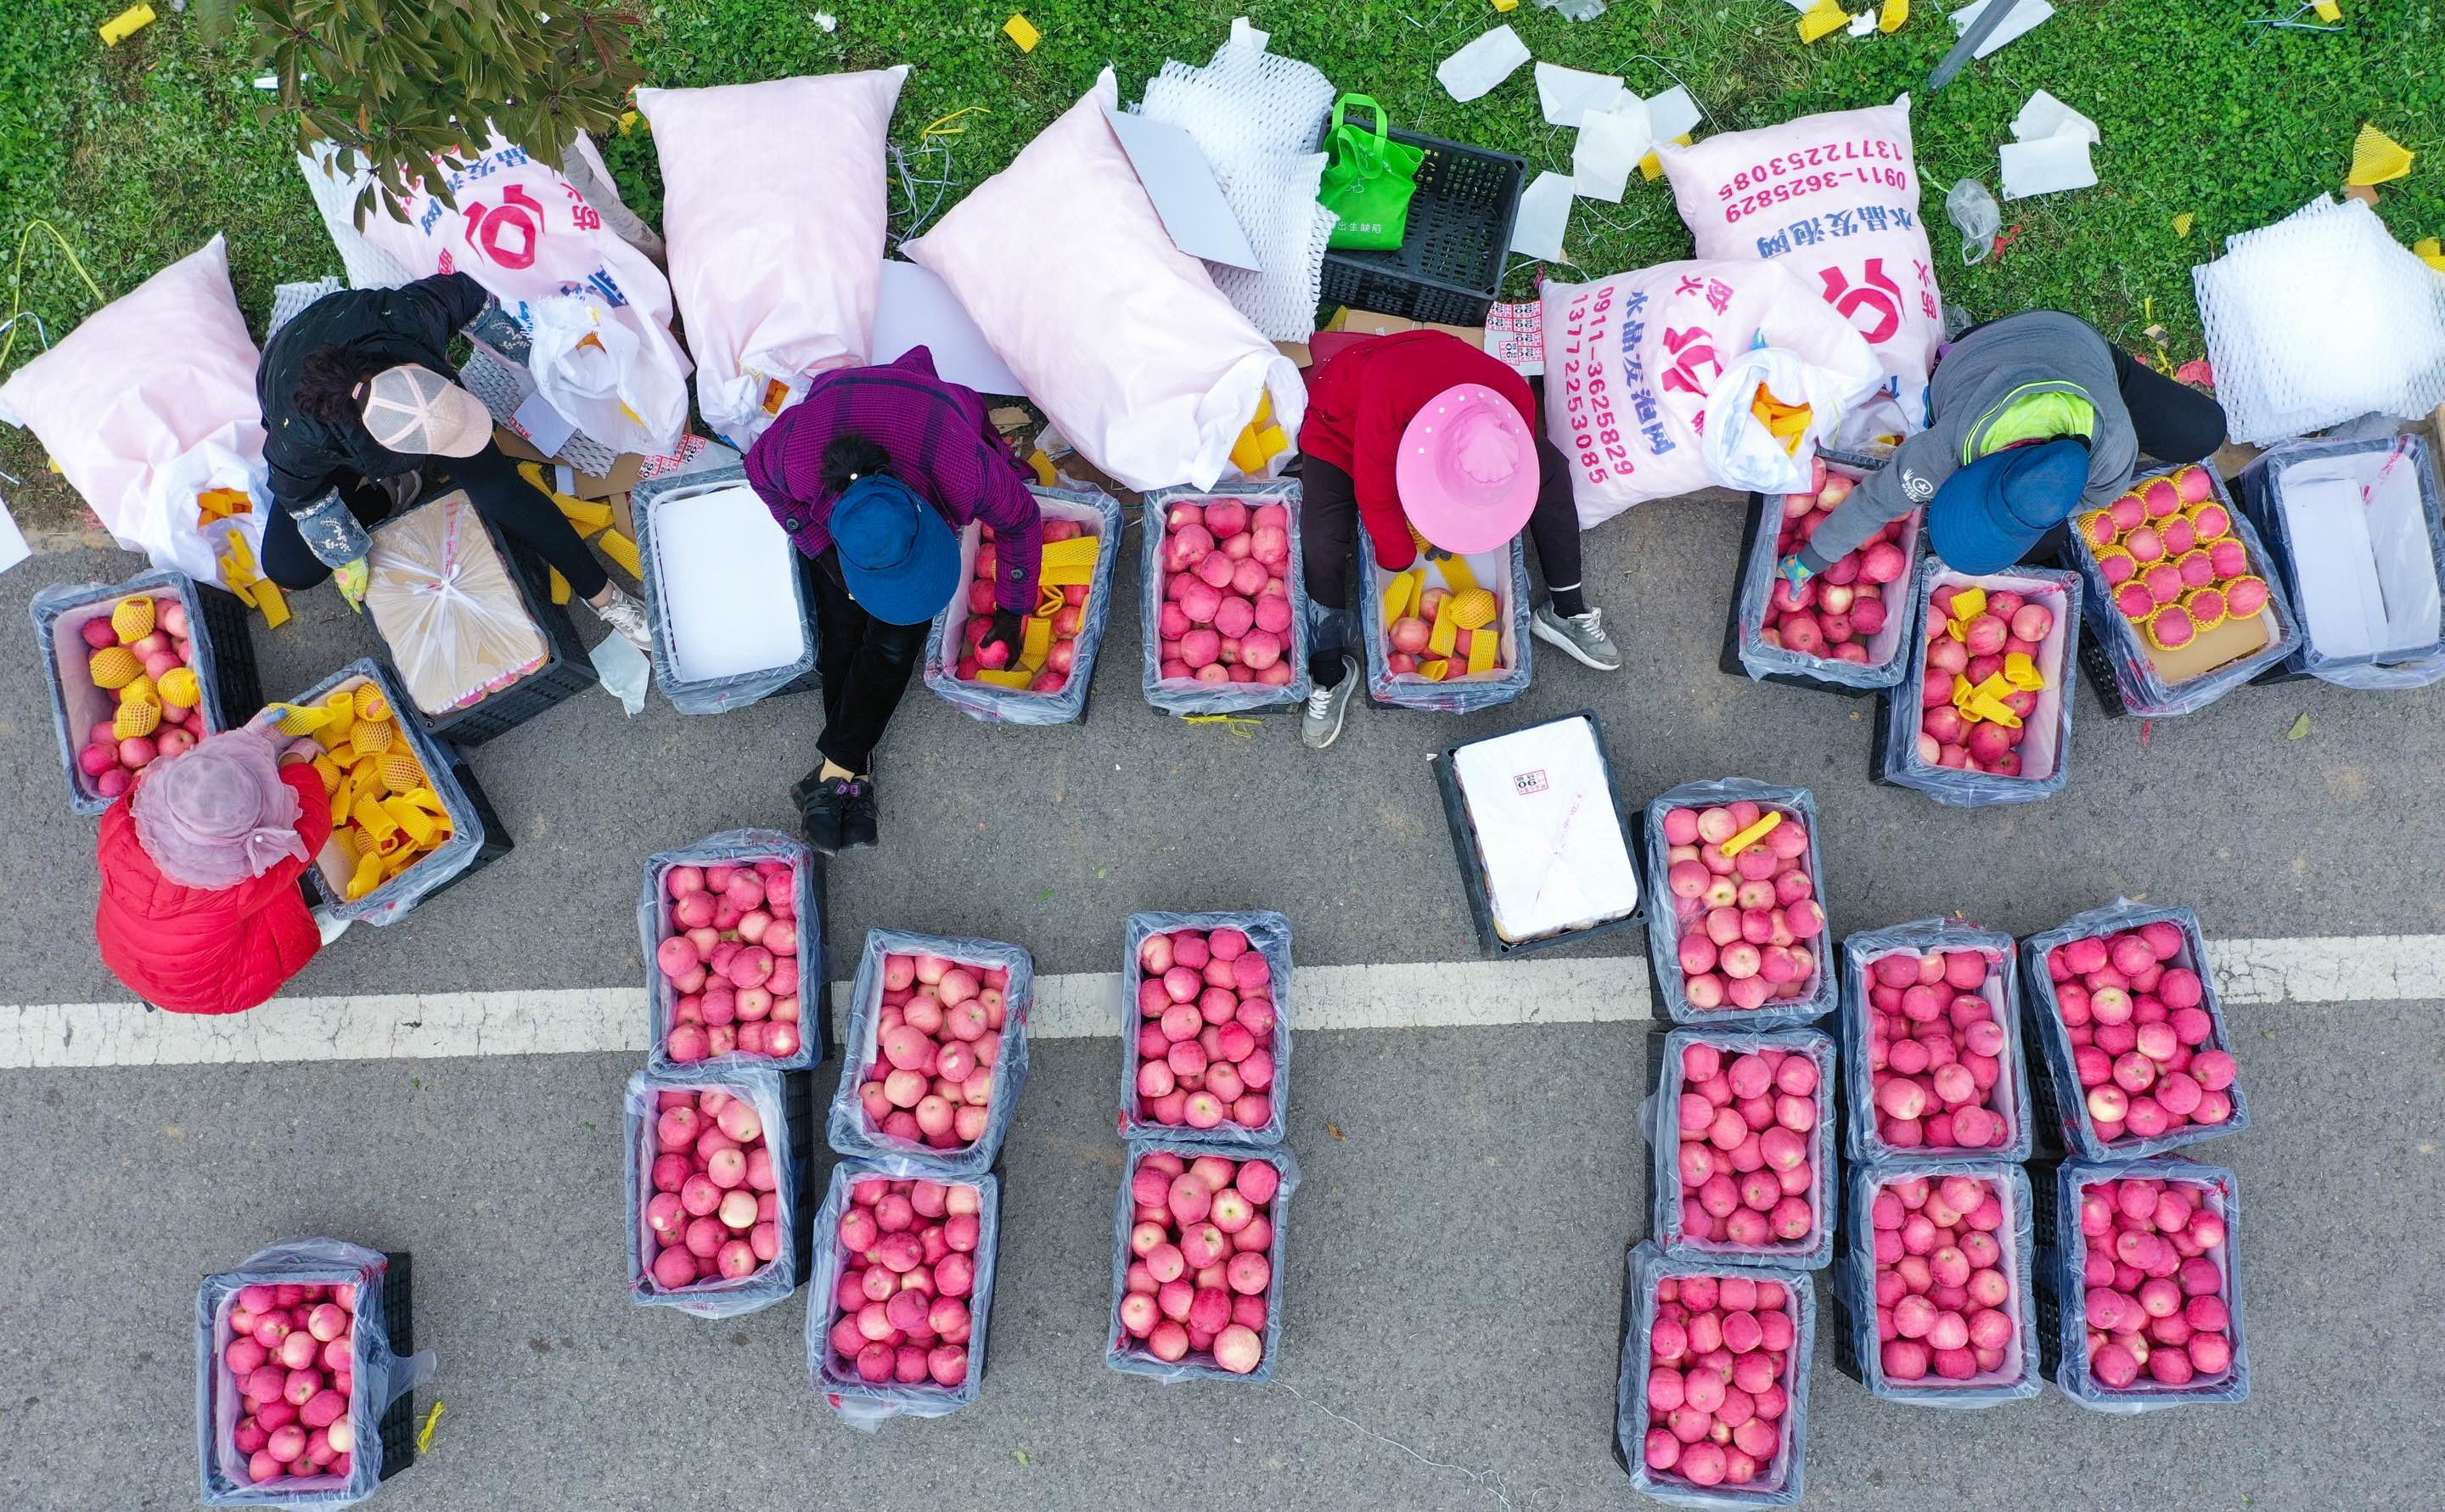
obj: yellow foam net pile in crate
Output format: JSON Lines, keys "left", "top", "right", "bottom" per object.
{"left": 268, "top": 684, "right": 454, "bottom": 901}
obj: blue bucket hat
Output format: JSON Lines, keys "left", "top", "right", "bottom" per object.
{"left": 830, "top": 474, "right": 959, "bottom": 625}
{"left": 1928, "top": 439, "right": 2091, "bottom": 576}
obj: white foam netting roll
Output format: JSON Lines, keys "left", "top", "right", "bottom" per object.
{"left": 2194, "top": 196, "right": 2445, "bottom": 445}
{"left": 1138, "top": 36, "right": 1337, "bottom": 343}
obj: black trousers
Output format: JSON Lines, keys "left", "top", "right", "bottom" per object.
{"left": 261, "top": 442, "right": 611, "bottom": 599}
{"left": 809, "top": 548, "right": 927, "bottom": 774}
{"left": 1298, "top": 437, "right": 1584, "bottom": 681}
{"left": 2108, "top": 344, "right": 2229, "bottom": 465}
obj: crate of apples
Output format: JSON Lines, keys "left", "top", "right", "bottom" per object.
{"left": 2046, "top": 1160, "right": 2248, "bottom": 1408}
{"left": 2023, "top": 905, "right": 2245, "bottom": 1160}
{"left": 200, "top": 1247, "right": 402, "bottom": 1498}
{"left": 1840, "top": 1165, "right": 2042, "bottom": 1405}
{"left": 644, "top": 834, "right": 815, "bottom": 1071}
{"left": 1121, "top": 912, "right": 1289, "bottom": 1144}
{"left": 1746, "top": 459, "right": 1919, "bottom": 684}
{"left": 808, "top": 1162, "right": 1000, "bottom": 1424}
{"left": 1644, "top": 781, "right": 1836, "bottom": 1026}
{"left": 930, "top": 488, "right": 1119, "bottom": 722}
{"left": 628, "top": 1071, "right": 801, "bottom": 1316}
{"left": 1652, "top": 1030, "right": 1836, "bottom": 1270}
{"left": 48, "top": 582, "right": 222, "bottom": 812}
{"left": 1144, "top": 490, "right": 1303, "bottom": 709}
{"left": 1884, "top": 560, "right": 2082, "bottom": 803}
{"left": 2081, "top": 466, "right": 2275, "bottom": 655}
{"left": 828, "top": 930, "right": 1032, "bottom": 1177}
{"left": 1110, "top": 1143, "right": 1296, "bottom": 1382}
{"left": 1841, "top": 923, "right": 2033, "bottom": 1161}
{"left": 1616, "top": 1244, "right": 1813, "bottom": 1504}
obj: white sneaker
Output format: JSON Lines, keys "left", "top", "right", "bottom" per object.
{"left": 591, "top": 582, "right": 655, "bottom": 653}
{"left": 311, "top": 907, "right": 353, "bottom": 947}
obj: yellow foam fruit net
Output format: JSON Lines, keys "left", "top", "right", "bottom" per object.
{"left": 2348, "top": 124, "right": 2414, "bottom": 188}
{"left": 1447, "top": 587, "right": 1498, "bottom": 630}
{"left": 157, "top": 666, "right": 200, "bottom": 709}
{"left": 110, "top": 595, "right": 155, "bottom": 642}
{"left": 88, "top": 645, "right": 141, "bottom": 689}
{"left": 114, "top": 699, "right": 160, "bottom": 739}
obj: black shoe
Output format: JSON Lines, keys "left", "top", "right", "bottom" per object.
{"left": 798, "top": 775, "right": 852, "bottom": 855}
{"left": 840, "top": 776, "right": 878, "bottom": 852}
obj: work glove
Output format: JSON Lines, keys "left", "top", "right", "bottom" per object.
{"left": 334, "top": 557, "right": 370, "bottom": 613}
{"left": 978, "top": 608, "right": 1025, "bottom": 666}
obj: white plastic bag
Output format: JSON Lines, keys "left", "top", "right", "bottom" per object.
{"left": 902, "top": 70, "right": 1304, "bottom": 492}
{"left": 306, "top": 134, "right": 693, "bottom": 454}
{"left": 0, "top": 237, "right": 267, "bottom": 586}
{"left": 1661, "top": 102, "right": 1945, "bottom": 443}
{"left": 1540, "top": 260, "right": 1880, "bottom": 527}
{"left": 638, "top": 68, "right": 908, "bottom": 446}
{"left": 363, "top": 491, "right": 551, "bottom": 716}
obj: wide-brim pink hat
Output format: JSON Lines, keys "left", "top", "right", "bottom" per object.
{"left": 1395, "top": 382, "right": 1539, "bottom": 555}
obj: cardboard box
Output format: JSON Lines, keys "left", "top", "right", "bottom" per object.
{"left": 492, "top": 427, "right": 645, "bottom": 500}
{"left": 1324, "top": 306, "right": 1487, "bottom": 347}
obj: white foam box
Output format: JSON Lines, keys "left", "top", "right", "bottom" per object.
{"left": 1433, "top": 710, "right": 1643, "bottom": 957}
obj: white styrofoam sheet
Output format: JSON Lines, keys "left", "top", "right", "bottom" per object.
{"left": 2277, "top": 452, "right": 2441, "bottom": 660}
{"left": 649, "top": 483, "right": 811, "bottom": 683}
{"left": 1453, "top": 715, "right": 1639, "bottom": 944}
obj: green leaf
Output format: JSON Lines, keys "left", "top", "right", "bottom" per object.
{"left": 2285, "top": 713, "right": 2311, "bottom": 740}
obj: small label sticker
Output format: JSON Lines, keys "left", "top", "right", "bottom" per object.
{"left": 1513, "top": 768, "right": 1549, "bottom": 795}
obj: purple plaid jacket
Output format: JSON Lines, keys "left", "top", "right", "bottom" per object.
{"left": 743, "top": 347, "right": 1043, "bottom": 615}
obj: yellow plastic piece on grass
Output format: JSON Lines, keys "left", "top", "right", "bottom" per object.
{"left": 2172, "top": 212, "right": 2195, "bottom": 239}
{"left": 1428, "top": 600, "right": 1459, "bottom": 657}
{"left": 2415, "top": 238, "right": 2445, "bottom": 274}
{"left": 548, "top": 565, "right": 571, "bottom": 605}
{"left": 1493, "top": 0, "right": 1519, "bottom": 10}
{"left": 1381, "top": 567, "right": 1423, "bottom": 623}
{"left": 98, "top": 4, "right": 155, "bottom": 45}
{"left": 974, "top": 668, "right": 1035, "bottom": 689}
{"left": 1037, "top": 536, "right": 1100, "bottom": 586}
{"left": 1799, "top": 0, "right": 1849, "bottom": 42}
{"left": 1028, "top": 450, "right": 1058, "bottom": 487}
{"left": 2313, "top": 0, "right": 2341, "bottom": 16}
{"left": 2348, "top": 125, "right": 2414, "bottom": 187}
{"left": 1466, "top": 629, "right": 1498, "bottom": 676}
{"left": 1447, "top": 587, "right": 1498, "bottom": 629}
{"left": 1003, "top": 13, "right": 1041, "bottom": 52}
{"left": 599, "top": 530, "right": 642, "bottom": 579}
{"left": 1722, "top": 810, "right": 1784, "bottom": 858}
{"left": 1880, "top": 0, "right": 1909, "bottom": 32}
{"left": 2003, "top": 651, "right": 2045, "bottom": 690}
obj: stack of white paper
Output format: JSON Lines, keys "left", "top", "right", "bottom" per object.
{"left": 1438, "top": 25, "right": 1532, "bottom": 103}
{"left": 1453, "top": 715, "right": 1640, "bottom": 943}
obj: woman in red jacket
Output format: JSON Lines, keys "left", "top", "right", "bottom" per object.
{"left": 1296, "top": 329, "right": 1620, "bottom": 749}
{"left": 94, "top": 719, "right": 333, "bottom": 1014}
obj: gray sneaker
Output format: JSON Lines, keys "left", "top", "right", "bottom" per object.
{"left": 1301, "top": 657, "right": 1360, "bottom": 749}
{"left": 591, "top": 582, "right": 655, "bottom": 653}
{"left": 1533, "top": 602, "right": 1622, "bottom": 672}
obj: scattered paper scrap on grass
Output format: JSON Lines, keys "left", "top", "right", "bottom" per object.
{"left": 1438, "top": 24, "right": 1531, "bottom": 103}
{"left": 1003, "top": 14, "right": 1040, "bottom": 53}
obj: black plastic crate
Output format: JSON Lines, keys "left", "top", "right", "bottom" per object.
{"left": 195, "top": 584, "right": 266, "bottom": 723}
{"left": 1315, "top": 117, "right": 1526, "bottom": 326}
{"left": 1430, "top": 709, "right": 1644, "bottom": 959}
{"left": 381, "top": 516, "right": 600, "bottom": 748}
{"left": 377, "top": 1251, "right": 417, "bottom": 1481}
{"left": 411, "top": 745, "right": 514, "bottom": 908}
{"left": 2074, "top": 625, "right": 2131, "bottom": 719}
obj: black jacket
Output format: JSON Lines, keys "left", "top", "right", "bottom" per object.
{"left": 256, "top": 273, "right": 490, "bottom": 516}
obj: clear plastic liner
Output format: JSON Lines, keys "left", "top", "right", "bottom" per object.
{"left": 825, "top": 928, "right": 1034, "bottom": 1178}
{"left": 923, "top": 484, "right": 1122, "bottom": 723}
{"left": 1830, "top": 1160, "right": 2042, "bottom": 1407}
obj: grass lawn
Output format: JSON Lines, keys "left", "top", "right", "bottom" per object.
{"left": 3, "top": 0, "right": 2438, "bottom": 527}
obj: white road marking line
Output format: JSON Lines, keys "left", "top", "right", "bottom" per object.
{"left": 3, "top": 935, "right": 2440, "bottom": 1071}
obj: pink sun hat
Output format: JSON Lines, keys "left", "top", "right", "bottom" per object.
{"left": 1395, "top": 383, "right": 1540, "bottom": 554}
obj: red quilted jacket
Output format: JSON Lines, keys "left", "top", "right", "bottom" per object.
{"left": 94, "top": 765, "right": 333, "bottom": 1014}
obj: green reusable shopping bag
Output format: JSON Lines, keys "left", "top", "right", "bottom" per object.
{"left": 1319, "top": 95, "right": 1425, "bottom": 251}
